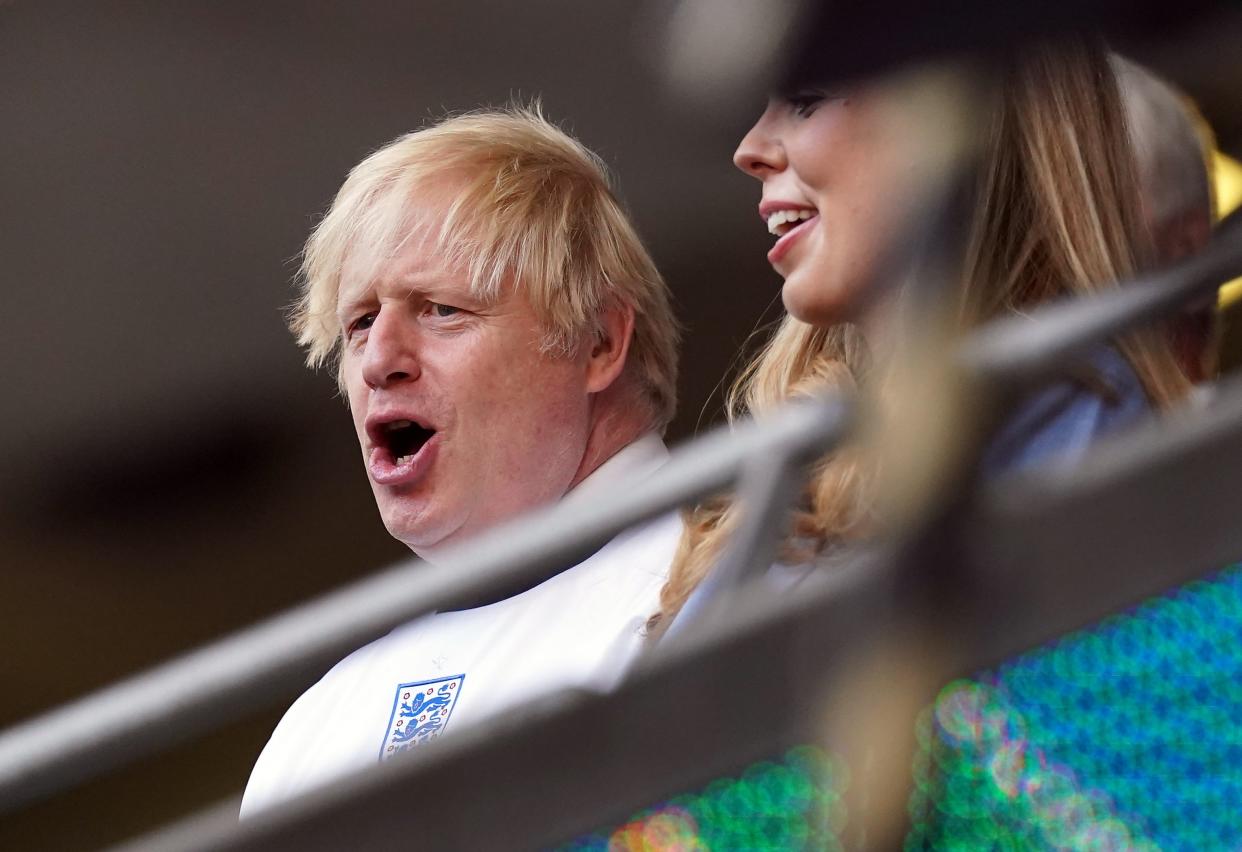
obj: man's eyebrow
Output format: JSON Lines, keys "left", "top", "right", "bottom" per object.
{"left": 336, "top": 290, "right": 375, "bottom": 323}
{"left": 335, "top": 280, "right": 480, "bottom": 319}
{"left": 398, "top": 276, "right": 482, "bottom": 305}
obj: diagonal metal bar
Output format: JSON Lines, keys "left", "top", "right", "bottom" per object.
{"left": 965, "top": 369, "right": 1242, "bottom": 668}
{"left": 108, "top": 372, "right": 1242, "bottom": 852}
{"left": 957, "top": 207, "right": 1242, "bottom": 388}
{"left": 0, "top": 395, "right": 851, "bottom": 816}
{"left": 5, "top": 168, "right": 1239, "bottom": 835}
{"left": 669, "top": 437, "right": 831, "bottom": 634}
{"left": 109, "top": 551, "right": 901, "bottom": 852}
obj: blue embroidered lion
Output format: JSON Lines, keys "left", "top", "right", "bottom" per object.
{"left": 391, "top": 683, "right": 455, "bottom": 748}
{"left": 391, "top": 717, "right": 443, "bottom": 746}
{"left": 399, "top": 686, "right": 453, "bottom": 721}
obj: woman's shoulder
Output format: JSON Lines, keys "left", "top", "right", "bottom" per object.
{"left": 981, "top": 345, "right": 1150, "bottom": 476}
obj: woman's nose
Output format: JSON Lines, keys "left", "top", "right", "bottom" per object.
{"left": 733, "top": 107, "right": 786, "bottom": 178}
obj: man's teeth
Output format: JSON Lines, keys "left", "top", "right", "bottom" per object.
{"left": 386, "top": 419, "right": 413, "bottom": 431}
{"left": 395, "top": 453, "right": 414, "bottom": 465}
{"left": 766, "top": 209, "right": 815, "bottom": 236}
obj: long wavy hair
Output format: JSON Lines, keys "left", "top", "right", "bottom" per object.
{"left": 654, "top": 38, "right": 1190, "bottom": 627}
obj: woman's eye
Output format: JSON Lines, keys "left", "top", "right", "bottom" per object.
{"left": 785, "top": 89, "right": 828, "bottom": 118}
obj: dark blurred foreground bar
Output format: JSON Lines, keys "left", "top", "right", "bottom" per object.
{"left": 958, "top": 206, "right": 1242, "bottom": 390}
{"left": 9, "top": 193, "right": 1242, "bottom": 826}
{"left": 115, "top": 215, "right": 1242, "bottom": 848}
{"left": 113, "top": 368, "right": 1242, "bottom": 851}
{"left": 968, "top": 371, "right": 1242, "bottom": 667}
{"left": 0, "top": 397, "right": 851, "bottom": 815}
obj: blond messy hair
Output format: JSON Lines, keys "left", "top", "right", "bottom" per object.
{"left": 290, "top": 104, "right": 680, "bottom": 430}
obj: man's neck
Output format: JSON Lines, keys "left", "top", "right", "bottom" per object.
{"left": 412, "top": 398, "right": 652, "bottom": 568}
{"left": 566, "top": 398, "right": 651, "bottom": 492}
{"left": 433, "top": 410, "right": 658, "bottom": 610}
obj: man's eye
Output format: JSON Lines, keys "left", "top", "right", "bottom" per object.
{"left": 348, "top": 312, "right": 377, "bottom": 336}
{"left": 429, "top": 302, "right": 461, "bottom": 318}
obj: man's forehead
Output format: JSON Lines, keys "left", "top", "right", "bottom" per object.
{"left": 335, "top": 233, "right": 522, "bottom": 320}
{"left": 339, "top": 237, "right": 455, "bottom": 304}
{"left": 334, "top": 177, "right": 518, "bottom": 317}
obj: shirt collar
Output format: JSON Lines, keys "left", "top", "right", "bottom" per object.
{"left": 560, "top": 432, "right": 669, "bottom": 509}
{"left": 431, "top": 432, "right": 669, "bottom": 606}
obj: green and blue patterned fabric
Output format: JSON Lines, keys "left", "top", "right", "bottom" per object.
{"left": 564, "top": 565, "right": 1242, "bottom": 850}
{"left": 908, "top": 564, "right": 1242, "bottom": 850}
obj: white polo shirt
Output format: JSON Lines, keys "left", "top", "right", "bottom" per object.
{"left": 240, "top": 434, "right": 678, "bottom": 816}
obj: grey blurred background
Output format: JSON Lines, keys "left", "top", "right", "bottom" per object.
{"left": 2, "top": 1, "right": 1240, "bottom": 847}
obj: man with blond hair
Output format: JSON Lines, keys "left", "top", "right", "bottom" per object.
{"left": 241, "top": 106, "right": 681, "bottom": 814}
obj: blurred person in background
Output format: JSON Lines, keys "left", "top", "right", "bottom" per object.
{"left": 242, "top": 106, "right": 681, "bottom": 815}
{"left": 655, "top": 37, "right": 1190, "bottom": 632}
{"left": 1113, "top": 53, "right": 1219, "bottom": 384}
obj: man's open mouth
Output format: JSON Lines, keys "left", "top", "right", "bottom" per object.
{"left": 381, "top": 419, "right": 436, "bottom": 465}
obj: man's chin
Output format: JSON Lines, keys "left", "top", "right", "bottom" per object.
{"left": 381, "top": 515, "right": 462, "bottom": 562}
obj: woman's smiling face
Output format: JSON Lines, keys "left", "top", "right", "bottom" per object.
{"left": 734, "top": 86, "right": 914, "bottom": 327}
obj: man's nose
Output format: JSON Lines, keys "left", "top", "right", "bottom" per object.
{"left": 733, "top": 106, "right": 786, "bottom": 178}
{"left": 361, "top": 309, "right": 420, "bottom": 390}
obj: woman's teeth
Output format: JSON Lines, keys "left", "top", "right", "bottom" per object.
{"left": 767, "top": 209, "right": 815, "bottom": 236}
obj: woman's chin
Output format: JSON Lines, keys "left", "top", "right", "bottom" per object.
{"left": 781, "top": 274, "right": 856, "bottom": 327}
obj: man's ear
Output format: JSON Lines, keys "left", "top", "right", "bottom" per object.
{"left": 585, "top": 303, "right": 636, "bottom": 394}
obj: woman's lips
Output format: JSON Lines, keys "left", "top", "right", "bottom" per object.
{"left": 368, "top": 433, "right": 440, "bottom": 486}
{"left": 767, "top": 214, "right": 819, "bottom": 267}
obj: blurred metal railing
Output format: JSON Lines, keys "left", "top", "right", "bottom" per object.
{"left": 0, "top": 388, "right": 852, "bottom": 816}
{"left": 110, "top": 369, "right": 1242, "bottom": 852}
{"left": 99, "top": 204, "right": 1242, "bottom": 851}
{"left": 3, "top": 153, "right": 1241, "bottom": 851}
{"left": 959, "top": 207, "right": 1242, "bottom": 389}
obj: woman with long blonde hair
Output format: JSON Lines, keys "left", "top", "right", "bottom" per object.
{"left": 656, "top": 37, "right": 1190, "bottom": 629}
